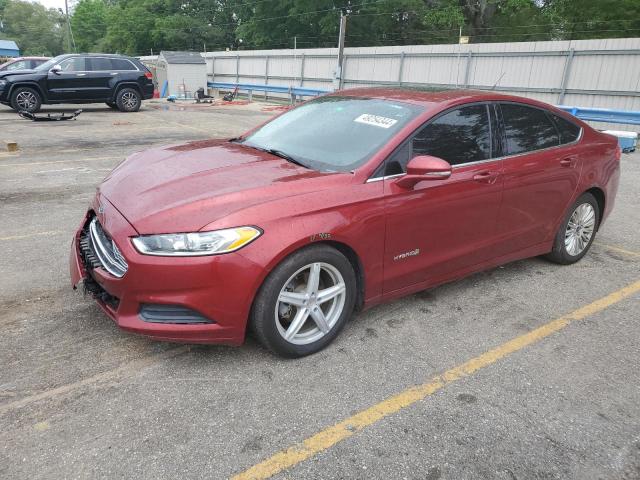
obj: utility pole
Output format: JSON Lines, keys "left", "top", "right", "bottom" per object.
{"left": 334, "top": 9, "right": 348, "bottom": 90}
{"left": 64, "top": 0, "right": 75, "bottom": 52}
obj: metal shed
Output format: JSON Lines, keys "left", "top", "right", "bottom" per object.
{"left": 156, "top": 51, "right": 207, "bottom": 98}
{"left": 0, "top": 40, "right": 20, "bottom": 58}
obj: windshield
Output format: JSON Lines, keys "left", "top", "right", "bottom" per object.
{"left": 35, "top": 56, "right": 66, "bottom": 72}
{"left": 240, "top": 96, "right": 423, "bottom": 172}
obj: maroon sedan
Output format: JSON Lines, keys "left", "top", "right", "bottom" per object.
{"left": 0, "top": 56, "right": 49, "bottom": 72}
{"left": 70, "top": 88, "right": 620, "bottom": 357}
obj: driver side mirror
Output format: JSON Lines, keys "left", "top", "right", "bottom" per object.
{"left": 50, "top": 64, "right": 62, "bottom": 75}
{"left": 395, "top": 155, "right": 452, "bottom": 189}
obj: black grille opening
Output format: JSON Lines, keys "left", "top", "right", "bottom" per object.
{"left": 78, "top": 215, "right": 128, "bottom": 278}
{"left": 78, "top": 215, "right": 121, "bottom": 310}
{"left": 82, "top": 274, "right": 120, "bottom": 310}
{"left": 139, "top": 304, "right": 214, "bottom": 324}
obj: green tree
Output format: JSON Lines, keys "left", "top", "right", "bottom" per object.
{"left": 0, "top": 0, "right": 65, "bottom": 56}
{"left": 71, "top": 0, "right": 108, "bottom": 52}
{"left": 546, "top": 0, "right": 640, "bottom": 40}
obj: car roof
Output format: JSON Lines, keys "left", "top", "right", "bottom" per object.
{"left": 58, "top": 53, "right": 137, "bottom": 60}
{"left": 333, "top": 87, "right": 554, "bottom": 110}
{"left": 10, "top": 56, "right": 50, "bottom": 61}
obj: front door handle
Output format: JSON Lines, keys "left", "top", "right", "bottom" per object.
{"left": 473, "top": 171, "right": 499, "bottom": 184}
{"left": 76, "top": 73, "right": 87, "bottom": 77}
{"left": 560, "top": 157, "right": 576, "bottom": 167}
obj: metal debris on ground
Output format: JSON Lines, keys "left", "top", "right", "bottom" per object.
{"left": 18, "top": 109, "right": 83, "bottom": 122}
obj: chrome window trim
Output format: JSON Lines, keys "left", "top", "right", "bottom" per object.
{"left": 365, "top": 102, "right": 584, "bottom": 182}
{"left": 366, "top": 173, "right": 405, "bottom": 183}
{"left": 56, "top": 56, "right": 140, "bottom": 73}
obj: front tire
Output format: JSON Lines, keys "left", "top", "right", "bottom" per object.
{"left": 106, "top": 102, "right": 118, "bottom": 110}
{"left": 250, "top": 245, "right": 357, "bottom": 357}
{"left": 545, "top": 192, "right": 599, "bottom": 265}
{"left": 115, "top": 88, "right": 141, "bottom": 112}
{"left": 10, "top": 87, "right": 42, "bottom": 113}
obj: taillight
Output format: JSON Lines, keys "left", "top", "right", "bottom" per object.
{"left": 615, "top": 144, "right": 621, "bottom": 161}
{"left": 144, "top": 71, "right": 153, "bottom": 80}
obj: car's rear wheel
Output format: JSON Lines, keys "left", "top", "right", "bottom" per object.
{"left": 250, "top": 245, "right": 356, "bottom": 357}
{"left": 546, "top": 192, "right": 599, "bottom": 264}
{"left": 106, "top": 102, "right": 118, "bottom": 109}
{"left": 115, "top": 88, "right": 141, "bottom": 112}
{"left": 10, "top": 87, "right": 42, "bottom": 113}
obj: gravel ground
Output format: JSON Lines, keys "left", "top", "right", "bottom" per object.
{"left": 0, "top": 100, "right": 638, "bottom": 480}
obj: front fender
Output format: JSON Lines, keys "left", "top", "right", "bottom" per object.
{"left": 7, "top": 81, "right": 48, "bottom": 102}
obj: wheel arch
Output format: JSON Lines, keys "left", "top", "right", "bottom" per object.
{"left": 585, "top": 186, "right": 605, "bottom": 229}
{"left": 246, "top": 238, "right": 366, "bottom": 337}
{"left": 112, "top": 82, "right": 142, "bottom": 101}
{"left": 267, "top": 240, "right": 365, "bottom": 311}
{"left": 8, "top": 82, "right": 47, "bottom": 102}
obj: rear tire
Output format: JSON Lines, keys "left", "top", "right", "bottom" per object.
{"left": 545, "top": 192, "right": 599, "bottom": 265}
{"left": 115, "top": 88, "right": 141, "bottom": 112}
{"left": 106, "top": 102, "right": 118, "bottom": 109}
{"left": 10, "top": 87, "right": 42, "bottom": 113}
{"left": 250, "top": 245, "right": 356, "bottom": 358}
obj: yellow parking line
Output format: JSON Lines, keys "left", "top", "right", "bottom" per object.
{"left": 0, "top": 231, "right": 63, "bottom": 241}
{"left": 232, "top": 279, "right": 640, "bottom": 480}
{"left": 0, "top": 156, "right": 122, "bottom": 168}
{"left": 596, "top": 243, "right": 640, "bottom": 258}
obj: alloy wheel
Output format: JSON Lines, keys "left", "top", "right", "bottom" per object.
{"left": 564, "top": 203, "right": 596, "bottom": 256}
{"left": 275, "top": 262, "right": 347, "bottom": 345}
{"left": 121, "top": 91, "right": 138, "bottom": 110}
{"left": 16, "top": 91, "right": 37, "bottom": 110}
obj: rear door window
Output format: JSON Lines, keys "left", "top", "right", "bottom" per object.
{"left": 551, "top": 114, "right": 581, "bottom": 144}
{"left": 500, "top": 103, "right": 560, "bottom": 154}
{"left": 88, "top": 57, "right": 113, "bottom": 71}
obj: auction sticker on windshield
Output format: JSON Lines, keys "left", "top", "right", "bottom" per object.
{"left": 354, "top": 113, "right": 398, "bottom": 129}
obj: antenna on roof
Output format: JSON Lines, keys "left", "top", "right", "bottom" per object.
{"left": 491, "top": 72, "right": 506, "bottom": 90}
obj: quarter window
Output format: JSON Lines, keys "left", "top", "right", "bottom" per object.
{"left": 551, "top": 114, "right": 581, "bottom": 144}
{"left": 500, "top": 103, "right": 559, "bottom": 154}
{"left": 111, "top": 58, "right": 137, "bottom": 71}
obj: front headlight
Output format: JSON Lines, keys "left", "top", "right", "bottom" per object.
{"left": 0, "top": 80, "right": 7, "bottom": 88}
{"left": 131, "top": 226, "right": 261, "bottom": 256}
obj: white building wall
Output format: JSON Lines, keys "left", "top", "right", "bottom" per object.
{"left": 140, "top": 38, "right": 640, "bottom": 131}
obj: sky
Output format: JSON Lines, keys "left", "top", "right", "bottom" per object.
{"left": 30, "top": 0, "right": 67, "bottom": 11}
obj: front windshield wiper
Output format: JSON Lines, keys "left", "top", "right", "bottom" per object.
{"left": 264, "top": 148, "right": 309, "bottom": 168}
{"left": 240, "top": 143, "right": 309, "bottom": 169}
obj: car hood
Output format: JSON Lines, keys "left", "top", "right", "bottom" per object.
{"left": 99, "top": 139, "right": 344, "bottom": 234}
{"left": 0, "top": 69, "right": 36, "bottom": 79}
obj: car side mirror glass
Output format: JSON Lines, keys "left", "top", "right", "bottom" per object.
{"left": 395, "top": 155, "right": 452, "bottom": 189}
{"left": 50, "top": 64, "right": 62, "bottom": 74}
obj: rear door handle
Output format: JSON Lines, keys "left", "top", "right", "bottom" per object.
{"left": 76, "top": 73, "right": 87, "bottom": 77}
{"left": 473, "top": 171, "right": 499, "bottom": 184}
{"left": 560, "top": 157, "right": 576, "bottom": 167}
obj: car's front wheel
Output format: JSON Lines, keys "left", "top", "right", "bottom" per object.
{"left": 251, "top": 245, "right": 356, "bottom": 357}
{"left": 10, "top": 87, "right": 42, "bottom": 113}
{"left": 106, "top": 102, "right": 118, "bottom": 110}
{"left": 546, "top": 192, "right": 600, "bottom": 264}
{"left": 115, "top": 88, "right": 141, "bottom": 112}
